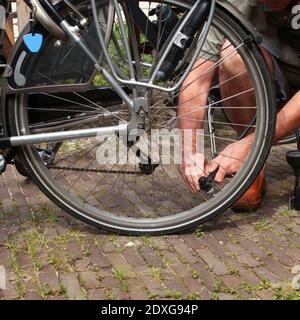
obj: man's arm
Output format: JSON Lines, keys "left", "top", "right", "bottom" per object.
{"left": 206, "top": 90, "right": 300, "bottom": 181}
{"left": 274, "top": 91, "right": 300, "bottom": 142}
{"left": 178, "top": 58, "right": 217, "bottom": 192}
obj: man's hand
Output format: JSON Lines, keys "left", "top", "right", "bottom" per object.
{"left": 180, "top": 153, "right": 207, "bottom": 193}
{"left": 205, "top": 134, "right": 254, "bottom": 183}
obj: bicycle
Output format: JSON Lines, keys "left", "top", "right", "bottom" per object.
{"left": 0, "top": 0, "right": 277, "bottom": 234}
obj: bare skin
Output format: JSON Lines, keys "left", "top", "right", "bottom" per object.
{"left": 179, "top": 0, "right": 298, "bottom": 192}
{"left": 205, "top": 91, "right": 300, "bottom": 181}
{"left": 179, "top": 40, "right": 300, "bottom": 192}
{"left": 178, "top": 58, "right": 217, "bottom": 192}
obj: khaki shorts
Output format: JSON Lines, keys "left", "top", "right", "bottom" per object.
{"left": 201, "top": 0, "right": 300, "bottom": 93}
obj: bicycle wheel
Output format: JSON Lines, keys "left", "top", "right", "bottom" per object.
{"left": 220, "top": 97, "right": 295, "bottom": 145}
{"left": 7, "top": 0, "right": 276, "bottom": 234}
{"left": 278, "top": 134, "right": 296, "bottom": 145}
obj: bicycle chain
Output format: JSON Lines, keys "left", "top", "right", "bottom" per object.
{"left": 47, "top": 165, "right": 144, "bottom": 175}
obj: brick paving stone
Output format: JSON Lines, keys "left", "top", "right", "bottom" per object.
{"left": 123, "top": 247, "right": 147, "bottom": 267}
{"left": 163, "top": 252, "right": 190, "bottom": 277}
{"left": 259, "top": 257, "right": 292, "bottom": 280}
{"left": 196, "top": 248, "right": 229, "bottom": 276}
{"left": 237, "top": 289, "right": 255, "bottom": 300}
{"left": 24, "top": 281, "right": 42, "bottom": 300}
{"left": 180, "top": 234, "right": 206, "bottom": 250}
{"left": 67, "top": 240, "right": 83, "bottom": 261}
{"left": 208, "top": 221, "right": 233, "bottom": 243}
{"left": 24, "top": 291, "right": 42, "bottom": 300}
{"left": 235, "top": 238, "right": 268, "bottom": 260}
{"left": 254, "top": 266, "right": 282, "bottom": 284}
{"left": 163, "top": 279, "right": 189, "bottom": 296}
{"left": 202, "top": 235, "right": 228, "bottom": 258}
{"left": 286, "top": 222, "right": 300, "bottom": 235}
{"left": 1, "top": 142, "right": 300, "bottom": 300}
{"left": 81, "top": 271, "right": 99, "bottom": 290}
{"left": 160, "top": 269, "right": 175, "bottom": 280}
{"left": 169, "top": 238, "right": 199, "bottom": 264}
{"left": 182, "top": 277, "right": 211, "bottom": 299}
{"left": 141, "top": 275, "right": 165, "bottom": 297}
{"left": 101, "top": 276, "right": 119, "bottom": 289}
{"left": 221, "top": 275, "right": 241, "bottom": 289}
{"left": 255, "top": 289, "right": 274, "bottom": 300}
{"left": 218, "top": 293, "right": 236, "bottom": 300}
{"left": 138, "top": 246, "right": 164, "bottom": 268}
{"left": 98, "top": 268, "right": 114, "bottom": 278}
{"left": 226, "top": 243, "right": 261, "bottom": 268}
{"left": 110, "top": 287, "right": 129, "bottom": 300}
{"left": 41, "top": 224, "right": 58, "bottom": 242}
{"left": 191, "top": 262, "right": 216, "bottom": 291}
{"left": 60, "top": 272, "right": 85, "bottom": 300}
{"left": 151, "top": 237, "right": 169, "bottom": 251}
{"left": 0, "top": 226, "right": 7, "bottom": 243}
{"left": 221, "top": 256, "right": 245, "bottom": 275}
{"left": 55, "top": 222, "right": 70, "bottom": 236}
{"left": 47, "top": 295, "right": 66, "bottom": 300}
{"left": 256, "top": 238, "right": 297, "bottom": 268}
{"left": 127, "top": 278, "right": 149, "bottom": 300}
{"left": 2, "top": 271, "right": 19, "bottom": 300}
{"left": 239, "top": 269, "right": 261, "bottom": 287}
{"left": 16, "top": 253, "right": 32, "bottom": 269}
{"left": 0, "top": 246, "right": 10, "bottom": 268}
{"left": 74, "top": 258, "right": 91, "bottom": 270}
{"left": 88, "top": 247, "right": 111, "bottom": 268}
{"left": 88, "top": 288, "right": 106, "bottom": 300}
{"left": 39, "top": 265, "right": 59, "bottom": 291}
{"left": 284, "top": 246, "right": 300, "bottom": 261}
{"left": 101, "top": 240, "right": 116, "bottom": 254}
{"left": 106, "top": 253, "right": 134, "bottom": 275}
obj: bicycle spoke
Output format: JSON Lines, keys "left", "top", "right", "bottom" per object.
{"left": 10, "top": 0, "right": 274, "bottom": 231}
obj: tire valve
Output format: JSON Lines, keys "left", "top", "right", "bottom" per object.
{"left": 199, "top": 171, "right": 217, "bottom": 194}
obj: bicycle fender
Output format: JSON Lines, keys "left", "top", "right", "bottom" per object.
{"left": 216, "top": 0, "right": 263, "bottom": 44}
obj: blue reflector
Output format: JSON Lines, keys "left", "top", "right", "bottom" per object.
{"left": 23, "top": 33, "right": 43, "bottom": 53}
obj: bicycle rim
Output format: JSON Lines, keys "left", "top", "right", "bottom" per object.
{"left": 8, "top": 1, "right": 276, "bottom": 234}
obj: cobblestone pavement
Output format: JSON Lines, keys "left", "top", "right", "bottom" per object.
{"left": 0, "top": 144, "right": 300, "bottom": 300}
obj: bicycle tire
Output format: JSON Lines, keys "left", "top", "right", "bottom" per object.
{"left": 7, "top": 1, "right": 276, "bottom": 235}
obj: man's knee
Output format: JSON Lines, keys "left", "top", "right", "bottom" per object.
{"left": 220, "top": 40, "right": 274, "bottom": 77}
{"left": 181, "top": 59, "right": 215, "bottom": 96}
{"left": 220, "top": 40, "right": 245, "bottom": 76}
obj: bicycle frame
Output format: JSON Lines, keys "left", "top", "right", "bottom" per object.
{"left": 0, "top": 0, "right": 261, "bottom": 149}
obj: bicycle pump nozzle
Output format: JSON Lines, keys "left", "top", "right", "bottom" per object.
{"left": 199, "top": 170, "right": 217, "bottom": 194}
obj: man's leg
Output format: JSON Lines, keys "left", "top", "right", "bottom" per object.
{"left": 213, "top": 40, "right": 274, "bottom": 210}
{"left": 219, "top": 40, "right": 274, "bottom": 135}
